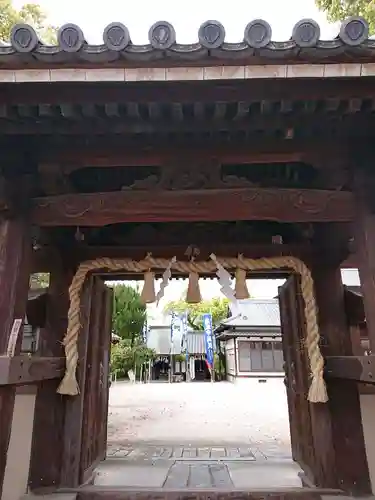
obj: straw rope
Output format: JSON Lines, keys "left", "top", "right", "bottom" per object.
{"left": 57, "top": 255, "right": 328, "bottom": 403}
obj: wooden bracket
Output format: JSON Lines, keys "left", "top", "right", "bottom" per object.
{"left": 0, "top": 355, "right": 65, "bottom": 386}
{"left": 325, "top": 355, "right": 375, "bottom": 384}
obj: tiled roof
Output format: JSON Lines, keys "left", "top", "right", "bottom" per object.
{"left": 219, "top": 299, "right": 281, "bottom": 329}
{"left": 3, "top": 17, "right": 375, "bottom": 68}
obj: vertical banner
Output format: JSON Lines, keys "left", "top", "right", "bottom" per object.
{"left": 142, "top": 320, "right": 148, "bottom": 345}
{"left": 170, "top": 311, "right": 182, "bottom": 355}
{"left": 203, "top": 313, "right": 214, "bottom": 369}
{"left": 181, "top": 312, "right": 188, "bottom": 363}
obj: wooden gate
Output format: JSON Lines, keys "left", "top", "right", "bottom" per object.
{"left": 278, "top": 275, "right": 316, "bottom": 482}
{"left": 79, "top": 276, "right": 113, "bottom": 483}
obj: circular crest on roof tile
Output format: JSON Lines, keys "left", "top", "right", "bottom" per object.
{"left": 198, "top": 20, "right": 226, "bottom": 49}
{"left": 292, "top": 19, "right": 320, "bottom": 47}
{"left": 244, "top": 19, "right": 272, "bottom": 48}
{"left": 10, "top": 24, "right": 38, "bottom": 52}
{"left": 148, "top": 21, "right": 176, "bottom": 50}
{"left": 339, "top": 17, "right": 369, "bottom": 46}
{"left": 103, "top": 22, "right": 130, "bottom": 51}
{"left": 58, "top": 23, "right": 85, "bottom": 52}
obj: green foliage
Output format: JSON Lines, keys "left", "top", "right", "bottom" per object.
{"left": 0, "top": 0, "right": 57, "bottom": 43}
{"left": 29, "top": 272, "right": 49, "bottom": 289}
{"left": 112, "top": 284, "right": 146, "bottom": 345}
{"left": 110, "top": 338, "right": 156, "bottom": 379}
{"left": 315, "top": 0, "right": 375, "bottom": 33}
{"left": 164, "top": 296, "right": 230, "bottom": 330}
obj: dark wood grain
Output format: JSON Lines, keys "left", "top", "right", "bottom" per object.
{"left": 0, "top": 219, "right": 32, "bottom": 497}
{"left": 28, "top": 261, "right": 73, "bottom": 491}
{"left": 31, "top": 188, "right": 355, "bottom": 227}
{"left": 325, "top": 355, "right": 375, "bottom": 383}
{"left": 311, "top": 254, "right": 371, "bottom": 495}
{"left": 0, "top": 356, "right": 64, "bottom": 385}
{"left": 278, "top": 276, "right": 316, "bottom": 484}
{"left": 2, "top": 79, "right": 375, "bottom": 106}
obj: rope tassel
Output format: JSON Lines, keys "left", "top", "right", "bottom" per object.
{"left": 186, "top": 271, "right": 201, "bottom": 303}
{"left": 140, "top": 271, "right": 156, "bottom": 303}
{"left": 57, "top": 255, "right": 328, "bottom": 403}
{"left": 235, "top": 268, "right": 249, "bottom": 299}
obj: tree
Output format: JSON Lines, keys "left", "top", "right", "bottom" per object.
{"left": 29, "top": 272, "right": 49, "bottom": 289}
{"left": 111, "top": 284, "right": 146, "bottom": 346}
{"left": 0, "top": 0, "right": 57, "bottom": 43}
{"left": 164, "top": 296, "right": 230, "bottom": 330}
{"left": 110, "top": 338, "right": 156, "bottom": 379}
{"left": 315, "top": 0, "right": 375, "bottom": 33}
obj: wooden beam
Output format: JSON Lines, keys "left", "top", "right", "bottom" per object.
{"left": 31, "top": 188, "right": 355, "bottom": 227}
{"left": 325, "top": 355, "right": 375, "bottom": 384}
{"left": 0, "top": 356, "right": 64, "bottom": 386}
{"left": 0, "top": 113, "right": 372, "bottom": 135}
{"left": 2, "top": 78, "right": 375, "bottom": 106}
{"left": 39, "top": 140, "right": 348, "bottom": 171}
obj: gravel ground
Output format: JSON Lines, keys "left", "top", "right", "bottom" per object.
{"left": 107, "top": 378, "right": 291, "bottom": 451}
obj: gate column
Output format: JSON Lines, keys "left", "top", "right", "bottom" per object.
{"left": 310, "top": 233, "right": 371, "bottom": 495}
{"left": 28, "top": 257, "right": 74, "bottom": 492}
{"left": 0, "top": 218, "right": 32, "bottom": 499}
{"left": 353, "top": 171, "right": 375, "bottom": 493}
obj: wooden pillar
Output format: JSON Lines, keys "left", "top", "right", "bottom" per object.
{"left": 60, "top": 275, "right": 93, "bottom": 488}
{"left": 353, "top": 173, "right": 375, "bottom": 352}
{"left": 310, "top": 227, "right": 371, "bottom": 495}
{"left": 28, "top": 258, "right": 73, "bottom": 491}
{"left": 352, "top": 170, "right": 375, "bottom": 492}
{"left": 0, "top": 218, "right": 32, "bottom": 497}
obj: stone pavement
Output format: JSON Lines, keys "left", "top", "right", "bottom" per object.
{"left": 96, "top": 445, "right": 301, "bottom": 489}
{"left": 100, "top": 379, "right": 299, "bottom": 489}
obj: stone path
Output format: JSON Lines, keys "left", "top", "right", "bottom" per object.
{"left": 107, "top": 445, "right": 258, "bottom": 461}
{"left": 100, "top": 379, "right": 299, "bottom": 489}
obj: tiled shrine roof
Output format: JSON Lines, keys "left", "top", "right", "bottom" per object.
{"left": 3, "top": 17, "right": 375, "bottom": 68}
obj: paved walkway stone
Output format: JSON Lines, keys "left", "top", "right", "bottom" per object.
{"left": 103, "top": 380, "right": 298, "bottom": 489}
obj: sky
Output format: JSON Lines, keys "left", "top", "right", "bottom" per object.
{"left": 13, "top": 0, "right": 340, "bottom": 44}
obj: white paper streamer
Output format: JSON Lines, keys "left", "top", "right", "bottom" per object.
{"left": 156, "top": 256, "right": 177, "bottom": 305}
{"left": 209, "top": 253, "right": 237, "bottom": 303}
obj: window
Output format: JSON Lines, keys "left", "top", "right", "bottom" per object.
{"left": 237, "top": 340, "right": 284, "bottom": 372}
{"left": 238, "top": 341, "right": 251, "bottom": 371}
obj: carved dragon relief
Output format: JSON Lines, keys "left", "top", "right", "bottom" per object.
{"left": 121, "top": 160, "right": 255, "bottom": 191}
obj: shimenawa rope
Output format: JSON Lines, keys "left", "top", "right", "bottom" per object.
{"left": 57, "top": 255, "right": 328, "bottom": 403}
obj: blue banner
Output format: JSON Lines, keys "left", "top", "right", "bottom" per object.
{"left": 203, "top": 313, "right": 214, "bottom": 368}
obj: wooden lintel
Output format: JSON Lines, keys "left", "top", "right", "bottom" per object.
{"left": 3, "top": 79, "right": 375, "bottom": 106}
{"left": 1, "top": 113, "right": 371, "bottom": 136}
{"left": 31, "top": 188, "right": 354, "bottom": 227}
{"left": 0, "top": 356, "right": 64, "bottom": 386}
{"left": 31, "top": 243, "right": 316, "bottom": 273}
{"left": 36, "top": 138, "right": 354, "bottom": 171}
{"left": 325, "top": 355, "right": 375, "bottom": 384}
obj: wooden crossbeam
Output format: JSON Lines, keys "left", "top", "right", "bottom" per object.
{"left": 0, "top": 356, "right": 64, "bottom": 386}
{"left": 2, "top": 79, "right": 375, "bottom": 106}
{"left": 0, "top": 112, "right": 372, "bottom": 135}
{"left": 325, "top": 355, "right": 375, "bottom": 384}
{"left": 30, "top": 187, "right": 355, "bottom": 227}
